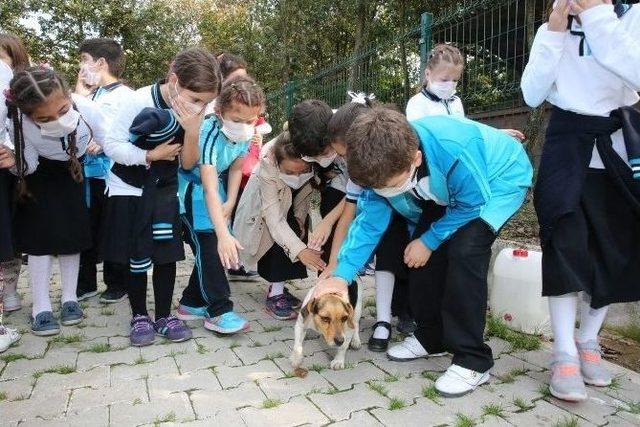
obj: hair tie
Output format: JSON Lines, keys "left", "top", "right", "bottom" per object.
{"left": 3, "top": 88, "right": 14, "bottom": 103}
{"left": 347, "top": 91, "right": 375, "bottom": 105}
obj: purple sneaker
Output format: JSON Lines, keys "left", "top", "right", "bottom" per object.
{"left": 265, "top": 294, "right": 297, "bottom": 320}
{"left": 130, "top": 315, "right": 155, "bottom": 347}
{"left": 283, "top": 287, "right": 302, "bottom": 310}
{"left": 154, "top": 315, "right": 193, "bottom": 342}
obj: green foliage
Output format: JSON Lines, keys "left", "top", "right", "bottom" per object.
{"left": 486, "top": 314, "right": 542, "bottom": 351}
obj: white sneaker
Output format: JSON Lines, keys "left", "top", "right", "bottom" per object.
{"left": 435, "top": 364, "right": 490, "bottom": 397}
{"left": 0, "top": 326, "right": 21, "bottom": 353}
{"left": 387, "top": 335, "right": 443, "bottom": 361}
{"left": 3, "top": 293, "right": 22, "bottom": 312}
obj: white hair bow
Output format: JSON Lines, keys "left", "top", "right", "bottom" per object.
{"left": 347, "top": 91, "right": 376, "bottom": 105}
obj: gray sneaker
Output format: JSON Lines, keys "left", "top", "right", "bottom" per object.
{"left": 60, "top": 301, "right": 84, "bottom": 326}
{"left": 549, "top": 352, "right": 587, "bottom": 402}
{"left": 577, "top": 340, "right": 612, "bottom": 387}
{"left": 31, "top": 311, "right": 61, "bottom": 336}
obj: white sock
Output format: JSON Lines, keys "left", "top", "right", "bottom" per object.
{"left": 373, "top": 270, "right": 394, "bottom": 340}
{"left": 575, "top": 293, "right": 608, "bottom": 344}
{"left": 58, "top": 254, "right": 80, "bottom": 304}
{"left": 1, "top": 258, "right": 21, "bottom": 296}
{"left": 549, "top": 293, "right": 579, "bottom": 356}
{"left": 269, "top": 282, "right": 285, "bottom": 297}
{"left": 29, "top": 255, "right": 53, "bottom": 317}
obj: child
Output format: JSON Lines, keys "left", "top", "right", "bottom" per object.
{"left": 406, "top": 44, "right": 525, "bottom": 141}
{"left": 0, "top": 32, "right": 29, "bottom": 351}
{"left": 321, "top": 95, "right": 414, "bottom": 352}
{"left": 76, "top": 38, "right": 132, "bottom": 303}
{"left": 4, "top": 67, "right": 108, "bottom": 336}
{"left": 0, "top": 33, "right": 30, "bottom": 318}
{"left": 233, "top": 132, "right": 322, "bottom": 320}
{"left": 318, "top": 108, "right": 532, "bottom": 397}
{"left": 521, "top": 0, "right": 640, "bottom": 401}
{"left": 175, "top": 76, "right": 265, "bottom": 333}
{"left": 102, "top": 47, "right": 221, "bottom": 346}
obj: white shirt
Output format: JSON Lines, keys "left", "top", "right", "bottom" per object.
{"left": 521, "top": 4, "right": 640, "bottom": 168}
{"left": 0, "top": 61, "right": 12, "bottom": 148}
{"left": 9, "top": 94, "right": 106, "bottom": 175}
{"left": 405, "top": 91, "right": 465, "bottom": 121}
{"left": 103, "top": 83, "right": 166, "bottom": 196}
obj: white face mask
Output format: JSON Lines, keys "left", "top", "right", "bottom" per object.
{"left": 279, "top": 170, "right": 314, "bottom": 189}
{"left": 80, "top": 63, "right": 101, "bottom": 86}
{"left": 428, "top": 80, "right": 458, "bottom": 100}
{"left": 220, "top": 117, "right": 255, "bottom": 143}
{"left": 302, "top": 151, "right": 338, "bottom": 168}
{"left": 172, "top": 81, "right": 204, "bottom": 115}
{"left": 36, "top": 108, "right": 81, "bottom": 138}
{"left": 373, "top": 167, "right": 417, "bottom": 198}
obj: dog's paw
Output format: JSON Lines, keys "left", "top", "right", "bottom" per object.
{"left": 330, "top": 358, "right": 346, "bottom": 370}
{"left": 350, "top": 333, "right": 362, "bottom": 350}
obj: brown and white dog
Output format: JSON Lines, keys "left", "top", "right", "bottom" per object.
{"left": 290, "top": 280, "right": 362, "bottom": 370}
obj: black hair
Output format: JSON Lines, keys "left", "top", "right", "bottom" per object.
{"left": 217, "top": 52, "right": 248, "bottom": 79}
{"left": 79, "top": 38, "right": 126, "bottom": 78}
{"left": 327, "top": 97, "right": 377, "bottom": 143}
{"left": 288, "top": 99, "right": 333, "bottom": 157}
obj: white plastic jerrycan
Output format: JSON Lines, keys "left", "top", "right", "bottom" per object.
{"left": 489, "top": 248, "right": 551, "bottom": 336}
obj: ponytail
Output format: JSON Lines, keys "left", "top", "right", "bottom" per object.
{"left": 7, "top": 103, "right": 30, "bottom": 199}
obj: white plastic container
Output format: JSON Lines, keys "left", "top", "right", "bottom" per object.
{"left": 489, "top": 248, "right": 551, "bottom": 336}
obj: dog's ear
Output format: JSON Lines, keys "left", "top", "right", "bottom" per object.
{"left": 343, "top": 301, "right": 355, "bottom": 329}
{"left": 301, "top": 298, "right": 317, "bottom": 319}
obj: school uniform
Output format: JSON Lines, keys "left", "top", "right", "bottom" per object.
{"left": 334, "top": 115, "right": 533, "bottom": 373}
{"left": 0, "top": 61, "right": 15, "bottom": 262}
{"left": 521, "top": 4, "right": 640, "bottom": 308}
{"left": 101, "top": 82, "right": 184, "bottom": 318}
{"left": 10, "top": 94, "right": 106, "bottom": 256}
{"left": 405, "top": 88, "right": 465, "bottom": 122}
{"left": 77, "top": 81, "right": 133, "bottom": 296}
{"left": 177, "top": 117, "right": 250, "bottom": 316}
{"left": 233, "top": 137, "right": 314, "bottom": 280}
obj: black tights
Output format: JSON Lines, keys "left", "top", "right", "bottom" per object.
{"left": 127, "top": 262, "right": 176, "bottom": 319}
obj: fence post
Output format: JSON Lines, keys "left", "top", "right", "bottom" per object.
{"left": 419, "top": 12, "right": 433, "bottom": 79}
{"left": 285, "top": 80, "right": 295, "bottom": 119}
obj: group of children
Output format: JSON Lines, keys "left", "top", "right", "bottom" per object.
{"left": 0, "top": 0, "right": 638, "bottom": 401}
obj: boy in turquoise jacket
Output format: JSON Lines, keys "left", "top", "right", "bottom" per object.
{"left": 318, "top": 108, "right": 532, "bottom": 397}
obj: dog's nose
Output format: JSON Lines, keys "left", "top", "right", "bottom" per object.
{"left": 334, "top": 336, "right": 344, "bottom": 346}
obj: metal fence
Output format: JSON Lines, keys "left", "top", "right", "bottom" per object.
{"left": 266, "top": 0, "right": 548, "bottom": 130}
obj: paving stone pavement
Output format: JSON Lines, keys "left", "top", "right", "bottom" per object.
{"left": 2, "top": 255, "right": 640, "bottom": 426}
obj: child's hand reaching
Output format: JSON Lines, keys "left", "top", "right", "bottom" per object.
{"left": 548, "top": 0, "right": 572, "bottom": 32}
{"left": 298, "top": 248, "right": 327, "bottom": 272}
{"left": 502, "top": 129, "right": 526, "bottom": 141}
{"left": 0, "top": 147, "right": 15, "bottom": 169}
{"left": 308, "top": 218, "right": 333, "bottom": 251}
{"left": 146, "top": 139, "right": 181, "bottom": 163}
{"left": 571, "top": 0, "right": 612, "bottom": 15}
{"left": 217, "top": 231, "right": 244, "bottom": 270}
{"left": 404, "top": 239, "right": 432, "bottom": 268}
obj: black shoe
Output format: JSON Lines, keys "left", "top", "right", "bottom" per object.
{"left": 397, "top": 316, "right": 417, "bottom": 336}
{"left": 99, "top": 288, "right": 127, "bottom": 304}
{"left": 227, "top": 266, "right": 259, "bottom": 280}
{"left": 77, "top": 288, "right": 99, "bottom": 301}
{"left": 368, "top": 321, "right": 392, "bottom": 352}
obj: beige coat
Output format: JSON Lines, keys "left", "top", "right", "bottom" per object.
{"left": 233, "top": 137, "right": 313, "bottom": 271}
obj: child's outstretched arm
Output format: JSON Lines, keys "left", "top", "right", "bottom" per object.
{"left": 201, "top": 163, "right": 243, "bottom": 269}
{"left": 308, "top": 197, "right": 345, "bottom": 251}
{"left": 580, "top": 2, "right": 640, "bottom": 90}
{"left": 223, "top": 157, "right": 244, "bottom": 219}
{"left": 319, "top": 201, "right": 356, "bottom": 279}
{"left": 521, "top": 0, "right": 571, "bottom": 107}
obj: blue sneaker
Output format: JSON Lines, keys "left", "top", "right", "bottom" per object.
{"left": 60, "top": 301, "right": 84, "bottom": 326}
{"left": 31, "top": 311, "right": 61, "bottom": 336}
{"left": 176, "top": 304, "right": 208, "bottom": 321}
{"left": 204, "top": 311, "right": 250, "bottom": 334}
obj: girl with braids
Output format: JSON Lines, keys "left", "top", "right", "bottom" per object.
{"left": 102, "top": 47, "right": 221, "bottom": 347}
{"left": 176, "top": 76, "right": 264, "bottom": 334}
{"left": 0, "top": 32, "right": 29, "bottom": 351}
{"left": 2, "top": 66, "right": 106, "bottom": 336}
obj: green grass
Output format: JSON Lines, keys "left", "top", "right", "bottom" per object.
{"left": 79, "top": 302, "right": 90, "bottom": 310}
{"left": 499, "top": 366, "right": 528, "bottom": 384}
{"left": 0, "top": 391, "right": 7, "bottom": 401}
{"left": 455, "top": 413, "right": 476, "bottom": 427}
{"left": 513, "top": 397, "right": 535, "bottom": 412}
{"left": 196, "top": 342, "right": 209, "bottom": 354}
{"left": 133, "top": 397, "right": 143, "bottom": 405}
{"left": 229, "top": 341, "right": 241, "bottom": 350}
{"left": 99, "top": 307, "right": 115, "bottom": 316}
{"left": 250, "top": 341, "right": 264, "bottom": 348}
{"left": 309, "top": 364, "right": 325, "bottom": 373}
{"left": 50, "top": 333, "right": 84, "bottom": 344}
{"left": 609, "top": 375, "right": 623, "bottom": 390}
{"left": 384, "top": 374, "right": 399, "bottom": 383}
{"left": 11, "top": 394, "right": 28, "bottom": 401}
{"left": 0, "top": 353, "right": 27, "bottom": 363}
{"left": 262, "top": 398, "right": 283, "bottom": 409}
{"left": 134, "top": 356, "right": 148, "bottom": 365}
{"left": 421, "top": 371, "right": 438, "bottom": 381}
{"left": 626, "top": 401, "right": 640, "bottom": 414}
{"left": 367, "top": 381, "right": 388, "bottom": 397}
{"left": 608, "top": 322, "right": 640, "bottom": 344}
{"left": 263, "top": 352, "right": 284, "bottom": 361}
{"left": 263, "top": 325, "right": 282, "bottom": 333}
{"left": 325, "top": 386, "right": 339, "bottom": 395}
{"left": 388, "top": 397, "right": 406, "bottom": 411}
{"left": 363, "top": 297, "right": 376, "bottom": 309}
{"left": 422, "top": 385, "right": 440, "bottom": 402}
{"left": 554, "top": 416, "right": 579, "bottom": 427}
{"left": 169, "top": 350, "right": 187, "bottom": 357}
{"left": 485, "top": 314, "right": 541, "bottom": 351}
{"left": 537, "top": 384, "right": 552, "bottom": 398}
{"left": 153, "top": 411, "right": 176, "bottom": 426}
{"left": 87, "top": 343, "right": 111, "bottom": 353}
{"left": 36, "top": 365, "right": 76, "bottom": 377}
{"left": 482, "top": 403, "right": 506, "bottom": 419}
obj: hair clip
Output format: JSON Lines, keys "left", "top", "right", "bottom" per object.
{"left": 347, "top": 91, "right": 375, "bottom": 105}
{"left": 3, "top": 88, "right": 14, "bottom": 103}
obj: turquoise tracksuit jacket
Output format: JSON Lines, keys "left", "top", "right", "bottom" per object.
{"left": 334, "top": 115, "right": 533, "bottom": 284}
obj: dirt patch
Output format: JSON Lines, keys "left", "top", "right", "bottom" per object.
{"left": 500, "top": 196, "right": 540, "bottom": 246}
{"left": 600, "top": 330, "right": 640, "bottom": 373}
